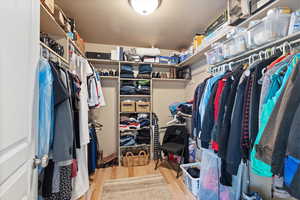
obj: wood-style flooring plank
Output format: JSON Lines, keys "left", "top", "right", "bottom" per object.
{"left": 85, "top": 161, "right": 195, "bottom": 200}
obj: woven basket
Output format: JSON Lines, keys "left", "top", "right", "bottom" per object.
{"left": 122, "top": 150, "right": 150, "bottom": 167}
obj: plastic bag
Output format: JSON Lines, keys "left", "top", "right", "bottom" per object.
{"left": 198, "top": 149, "right": 233, "bottom": 200}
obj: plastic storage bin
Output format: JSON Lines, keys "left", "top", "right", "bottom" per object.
{"left": 205, "top": 43, "right": 224, "bottom": 65}
{"left": 223, "top": 31, "right": 248, "bottom": 58}
{"left": 180, "top": 162, "right": 201, "bottom": 197}
{"left": 288, "top": 10, "right": 300, "bottom": 35}
{"left": 198, "top": 150, "right": 234, "bottom": 200}
{"left": 248, "top": 13, "right": 290, "bottom": 47}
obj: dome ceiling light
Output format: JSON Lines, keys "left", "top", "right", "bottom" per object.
{"left": 128, "top": 0, "right": 162, "bottom": 15}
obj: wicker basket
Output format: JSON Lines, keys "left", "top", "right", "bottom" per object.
{"left": 122, "top": 150, "right": 150, "bottom": 167}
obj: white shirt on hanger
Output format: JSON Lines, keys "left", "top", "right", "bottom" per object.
{"left": 71, "top": 55, "right": 90, "bottom": 199}
{"left": 77, "top": 57, "right": 90, "bottom": 146}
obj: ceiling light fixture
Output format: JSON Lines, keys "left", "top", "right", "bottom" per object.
{"left": 129, "top": 0, "right": 161, "bottom": 15}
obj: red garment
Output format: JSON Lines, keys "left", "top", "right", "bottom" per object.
{"left": 213, "top": 79, "right": 226, "bottom": 121}
{"left": 212, "top": 141, "right": 219, "bottom": 151}
{"left": 211, "top": 78, "right": 227, "bottom": 152}
{"left": 71, "top": 159, "right": 78, "bottom": 178}
{"left": 267, "top": 54, "right": 289, "bottom": 70}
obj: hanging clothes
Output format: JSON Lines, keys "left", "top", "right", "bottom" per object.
{"left": 200, "top": 81, "right": 219, "bottom": 149}
{"left": 225, "top": 69, "right": 249, "bottom": 175}
{"left": 71, "top": 146, "right": 89, "bottom": 200}
{"left": 88, "top": 125, "right": 99, "bottom": 175}
{"left": 50, "top": 61, "right": 74, "bottom": 164}
{"left": 255, "top": 54, "right": 300, "bottom": 175}
{"left": 198, "top": 73, "right": 224, "bottom": 139}
{"left": 251, "top": 54, "right": 299, "bottom": 177}
{"left": 217, "top": 67, "right": 243, "bottom": 160}
{"left": 86, "top": 61, "right": 106, "bottom": 108}
{"left": 38, "top": 58, "right": 54, "bottom": 171}
{"left": 285, "top": 101, "right": 300, "bottom": 199}
{"left": 192, "top": 77, "right": 209, "bottom": 139}
{"left": 95, "top": 71, "right": 106, "bottom": 107}
{"left": 71, "top": 55, "right": 91, "bottom": 199}
{"left": 191, "top": 48, "right": 300, "bottom": 199}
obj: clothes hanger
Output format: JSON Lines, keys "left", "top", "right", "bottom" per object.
{"left": 228, "top": 62, "right": 233, "bottom": 71}
{"left": 259, "top": 51, "right": 264, "bottom": 61}
{"left": 284, "top": 41, "right": 293, "bottom": 54}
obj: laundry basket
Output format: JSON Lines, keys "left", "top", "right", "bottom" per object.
{"left": 180, "top": 162, "right": 201, "bottom": 197}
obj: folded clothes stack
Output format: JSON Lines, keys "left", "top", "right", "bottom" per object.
{"left": 136, "top": 80, "right": 150, "bottom": 95}
{"left": 137, "top": 64, "right": 152, "bottom": 79}
{"left": 120, "top": 133, "right": 136, "bottom": 146}
{"left": 137, "top": 114, "right": 150, "bottom": 128}
{"left": 120, "top": 65, "right": 134, "bottom": 78}
{"left": 136, "top": 129, "right": 151, "bottom": 144}
{"left": 120, "top": 114, "right": 150, "bottom": 132}
{"left": 120, "top": 117, "right": 141, "bottom": 131}
{"left": 120, "top": 80, "right": 151, "bottom": 95}
{"left": 178, "top": 103, "right": 192, "bottom": 115}
{"left": 120, "top": 80, "right": 135, "bottom": 95}
{"left": 120, "top": 86, "right": 136, "bottom": 95}
{"left": 169, "top": 102, "right": 193, "bottom": 116}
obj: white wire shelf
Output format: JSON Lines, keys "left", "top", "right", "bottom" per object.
{"left": 177, "top": 0, "right": 300, "bottom": 67}
{"left": 120, "top": 144, "right": 151, "bottom": 149}
{"left": 120, "top": 95, "right": 151, "bottom": 98}
{"left": 99, "top": 76, "right": 118, "bottom": 79}
{"left": 120, "top": 112, "right": 151, "bottom": 114}
{"left": 152, "top": 78, "right": 189, "bottom": 82}
{"left": 87, "top": 58, "right": 179, "bottom": 68}
{"left": 120, "top": 78, "right": 151, "bottom": 81}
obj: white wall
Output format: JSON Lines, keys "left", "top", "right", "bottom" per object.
{"left": 89, "top": 80, "right": 118, "bottom": 157}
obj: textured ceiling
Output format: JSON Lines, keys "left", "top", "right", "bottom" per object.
{"left": 56, "top": 0, "right": 227, "bottom": 50}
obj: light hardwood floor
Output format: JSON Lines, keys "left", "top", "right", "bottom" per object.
{"left": 81, "top": 161, "right": 195, "bottom": 200}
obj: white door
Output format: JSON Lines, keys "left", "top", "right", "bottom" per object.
{"left": 0, "top": 1, "right": 39, "bottom": 200}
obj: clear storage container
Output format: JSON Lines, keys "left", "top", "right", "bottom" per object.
{"left": 180, "top": 162, "right": 201, "bottom": 197}
{"left": 205, "top": 43, "right": 224, "bottom": 65}
{"left": 223, "top": 30, "right": 248, "bottom": 58}
{"left": 248, "top": 13, "right": 290, "bottom": 47}
{"left": 288, "top": 10, "right": 300, "bottom": 35}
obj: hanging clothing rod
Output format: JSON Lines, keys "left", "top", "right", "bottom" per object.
{"left": 40, "top": 42, "right": 68, "bottom": 64}
{"left": 209, "top": 33, "right": 300, "bottom": 74}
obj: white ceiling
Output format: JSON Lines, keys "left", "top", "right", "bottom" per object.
{"left": 56, "top": 0, "right": 227, "bottom": 50}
